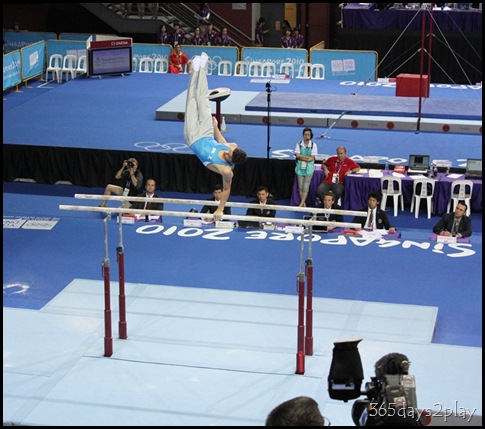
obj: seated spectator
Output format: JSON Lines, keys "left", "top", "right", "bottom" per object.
{"left": 316, "top": 145, "right": 360, "bottom": 204}
{"left": 246, "top": 186, "right": 276, "bottom": 218}
{"left": 191, "top": 26, "right": 205, "bottom": 46}
{"left": 281, "top": 28, "right": 295, "bottom": 48}
{"left": 217, "top": 27, "right": 232, "bottom": 46}
{"left": 433, "top": 201, "right": 472, "bottom": 238}
{"left": 200, "top": 184, "right": 231, "bottom": 221}
{"left": 293, "top": 27, "right": 304, "bottom": 48}
{"left": 204, "top": 22, "right": 219, "bottom": 46}
{"left": 169, "top": 43, "right": 190, "bottom": 74}
{"left": 172, "top": 21, "right": 186, "bottom": 46}
{"left": 158, "top": 24, "right": 172, "bottom": 45}
{"left": 265, "top": 396, "right": 328, "bottom": 426}
{"left": 131, "top": 178, "right": 163, "bottom": 221}
{"left": 351, "top": 191, "right": 396, "bottom": 232}
{"left": 100, "top": 158, "right": 143, "bottom": 208}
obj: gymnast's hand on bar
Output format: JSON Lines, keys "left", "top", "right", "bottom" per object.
{"left": 213, "top": 208, "right": 223, "bottom": 221}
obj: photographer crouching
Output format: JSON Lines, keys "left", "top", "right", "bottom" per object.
{"left": 100, "top": 157, "right": 143, "bottom": 208}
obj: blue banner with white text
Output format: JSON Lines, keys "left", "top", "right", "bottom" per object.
{"left": 241, "top": 47, "right": 308, "bottom": 70}
{"left": 310, "top": 49, "right": 377, "bottom": 82}
{"left": 3, "top": 51, "right": 22, "bottom": 90}
{"left": 20, "top": 42, "right": 45, "bottom": 80}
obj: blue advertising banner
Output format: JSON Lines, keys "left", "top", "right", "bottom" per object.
{"left": 20, "top": 42, "right": 46, "bottom": 80}
{"left": 180, "top": 46, "right": 238, "bottom": 65}
{"left": 310, "top": 49, "right": 378, "bottom": 82}
{"left": 132, "top": 44, "right": 172, "bottom": 62}
{"left": 46, "top": 40, "right": 88, "bottom": 61}
{"left": 241, "top": 47, "right": 308, "bottom": 70}
{"left": 3, "top": 51, "right": 22, "bottom": 90}
{"left": 4, "top": 31, "right": 57, "bottom": 54}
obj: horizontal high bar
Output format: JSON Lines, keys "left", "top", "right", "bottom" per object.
{"left": 59, "top": 205, "right": 363, "bottom": 229}
{"left": 74, "top": 194, "right": 367, "bottom": 217}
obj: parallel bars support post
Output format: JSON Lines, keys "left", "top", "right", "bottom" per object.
{"left": 305, "top": 257, "right": 314, "bottom": 356}
{"left": 296, "top": 272, "right": 306, "bottom": 375}
{"left": 296, "top": 229, "right": 306, "bottom": 375}
{"left": 117, "top": 216, "right": 127, "bottom": 340}
{"left": 102, "top": 217, "right": 113, "bottom": 357}
{"left": 305, "top": 226, "right": 314, "bottom": 356}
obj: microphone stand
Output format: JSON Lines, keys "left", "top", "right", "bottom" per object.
{"left": 265, "top": 81, "right": 272, "bottom": 163}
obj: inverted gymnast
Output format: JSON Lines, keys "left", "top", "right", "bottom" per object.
{"left": 183, "top": 52, "right": 247, "bottom": 221}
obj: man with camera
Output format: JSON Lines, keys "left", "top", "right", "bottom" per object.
{"left": 100, "top": 157, "right": 143, "bottom": 208}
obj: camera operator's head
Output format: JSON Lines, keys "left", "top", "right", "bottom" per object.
{"left": 374, "top": 352, "right": 410, "bottom": 379}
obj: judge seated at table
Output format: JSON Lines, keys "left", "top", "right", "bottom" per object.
{"left": 432, "top": 201, "right": 472, "bottom": 238}
{"left": 246, "top": 186, "right": 276, "bottom": 218}
{"left": 318, "top": 192, "right": 344, "bottom": 231}
{"left": 351, "top": 191, "right": 396, "bottom": 233}
{"left": 316, "top": 145, "right": 360, "bottom": 205}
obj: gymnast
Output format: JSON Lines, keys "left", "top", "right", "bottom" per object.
{"left": 183, "top": 52, "right": 247, "bottom": 221}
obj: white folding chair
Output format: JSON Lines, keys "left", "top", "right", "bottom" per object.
{"left": 446, "top": 179, "right": 473, "bottom": 216}
{"left": 410, "top": 178, "right": 436, "bottom": 219}
{"left": 206, "top": 59, "right": 217, "bottom": 75}
{"left": 59, "top": 54, "right": 77, "bottom": 83}
{"left": 154, "top": 57, "right": 168, "bottom": 73}
{"left": 296, "top": 62, "right": 312, "bottom": 79}
{"left": 380, "top": 176, "right": 404, "bottom": 217}
{"left": 279, "top": 62, "right": 295, "bottom": 78}
{"left": 233, "top": 60, "right": 249, "bottom": 77}
{"left": 45, "top": 54, "right": 63, "bottom": 83}
{"left": 75, "top": 55, "right": 87, "bottom": 77}
{"left": 248, "top": 61, "right": 263, "bottom": 77}
{"left": 310, "top": 63, "right": 325, "bottom": 79}
{"left": 217, "top": 60, "right": 233, "bottom": 76}
{"left": 132, "top": 57, "right": 138, "bottom": 72}
{"left": 139, "top": 57, "right": 154, "bottom": 73}
{"left": 261, "top": 62, "right": 276, "bottom": 78}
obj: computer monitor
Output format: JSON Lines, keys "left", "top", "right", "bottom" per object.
{"left": 408, "top": 154, "right": 430, "bottom": 172}
{"left": 465, "top": 158, "right": 482, "bottom": 178}
{"left": 88, "top": 46, "right": 132, "bottom": 76}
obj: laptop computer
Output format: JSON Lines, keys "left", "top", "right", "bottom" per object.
{"left": 465, "top": 158, "right": 482, "bottom": 179}
{"left": 407, "top": 154, "right": 430, "bottom": 175}
{"left": 303, "top": 215, "right": 329, "bottom": 232}
{"left": 238, "top": 220, "right": 261, "bottom": 229}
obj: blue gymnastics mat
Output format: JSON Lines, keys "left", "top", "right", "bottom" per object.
{"left": 245, "top": 91, "right": 482, "bottom": 120}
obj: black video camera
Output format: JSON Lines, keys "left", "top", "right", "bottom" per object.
{"left": 127, "top": 161, "right": 135, "bottom": 169}
{"left": 328, "top": 340, "right": 422, "bottom": 426}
